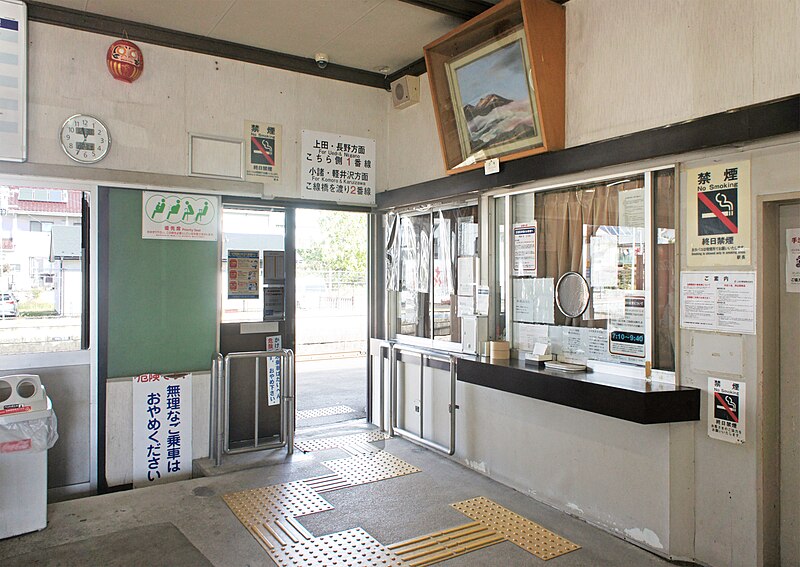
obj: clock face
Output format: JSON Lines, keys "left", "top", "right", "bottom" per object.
{"left": 60, "top": 114, "right": 110, "bottom": 163}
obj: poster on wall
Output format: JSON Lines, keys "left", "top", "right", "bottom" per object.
{"left": 300, "top": 129, "right": 376, "bottom": 205}
{"left": 787, "top": 228, "right": 800, "bottom": 293}
{"left": 263, "top": 286, "right": 285, "bottom": 321}
{"left": 227, "top": 250, "right": 259, "bottom": 299}
{"left": 680, "top": 271, "right": 756, "bottom": 334}
{"left": 142, "top": 191, "right": 219, "bottom": 241}
{"left": 132, "top": 373, "right": 193, "bottom": 487}
{"left": 245, "top": 121, "right": 281, "bottom": 183}
{"left": 266, "top": 335, "right": 282, "bottom": 406}
{"left": 263, "top": 250, "right": 285, "bottom": 281}
{"left": 0, "top": 0, "right": 26, "bottom": 162}
{"left": 608, "top": 295, "right": 646, "bottom": 358}
{"left": 512, "top": 222, "right": 537, "bottom": 277}
{"left": 686, "top": 161, "right": 750, "bottom": 266}
{"left": 708, "top": 377, "right": 745, "bottom": 444}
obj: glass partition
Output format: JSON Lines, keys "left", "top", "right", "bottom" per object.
{"left": 390, "top": 202, "right": 479, "bottom": 349}
{"left": 495, "top": 169, "right": 675, "bottom": 372}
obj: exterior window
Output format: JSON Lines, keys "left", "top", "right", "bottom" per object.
{"left": 494, "top": 169, "right": 675, "bottom": 372}
{"left": 0, "top": 187, "right": 88, "bottom": 354}
{"left": 220, "top": 207, "right": 285, "bottom": 323}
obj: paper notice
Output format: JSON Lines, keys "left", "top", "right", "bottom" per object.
{"left": 787, "top": 228, "right": 800, "bottom": 293}
{"left": 513, "top": 222, "right": 537, "bottom": 277}
{"left": 475, "top": 285, "right": 490, "bottom": 316}
{"left": 680, "top": 272, "right": 756, "bottom": 334}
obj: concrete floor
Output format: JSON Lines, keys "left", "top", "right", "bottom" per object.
{"left": 295, "top": 357, "right": 367, "bottom": 427}
{"left": 0, "top": 422, "right": 682, "bottom": 567}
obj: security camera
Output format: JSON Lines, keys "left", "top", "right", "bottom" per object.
{"left": 315, "top": 53, "right": 329, "bottom": 69}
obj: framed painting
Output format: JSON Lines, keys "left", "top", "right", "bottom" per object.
{"left": 444, "top": 27, "right": 542, "bottom": 162}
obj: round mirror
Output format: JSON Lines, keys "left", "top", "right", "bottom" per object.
{"left": 555, "top": 271, "right": 590, "bottom": 318}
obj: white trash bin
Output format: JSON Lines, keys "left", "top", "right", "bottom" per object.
{"left": 0, "top": 375, "right": 58, "bottom": 540}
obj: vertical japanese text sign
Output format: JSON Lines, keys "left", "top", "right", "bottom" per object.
{"left": 300, "top": 130, "right": 376, "bottom": 205}
{"left": 132, "top": 374, "right": 193, "bottom": 487}
{"left": 266, "top": 335, "right": 282, "bottom": 406}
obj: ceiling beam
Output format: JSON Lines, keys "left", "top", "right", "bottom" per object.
{"left": 397, "top": 0, "right": 496, "bottom": 20}
{"left": 26, "top": 1, "right": 387, "bottom": 89}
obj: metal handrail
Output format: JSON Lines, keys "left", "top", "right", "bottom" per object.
{"left": 390, "top": 343, "right": 458, "bottom": 455}
{"left": 211, "top": 349, "right": 295, "bottom": 466}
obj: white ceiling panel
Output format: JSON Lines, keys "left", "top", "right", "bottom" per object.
{"left": 81, "top": 0, "right": 237, "bottom": 36}
{"left": 33, "top": 0, "right": 470, "bottom": 74}
{"left": 319, "top": 1, "right": 460, "bottom": 72}
{"left": 210, "top": 0, "right": 383, "bottom": 59}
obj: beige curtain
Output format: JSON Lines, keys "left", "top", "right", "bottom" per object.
{"left": 535, "top": 179, "right": 643, "bottom": 326}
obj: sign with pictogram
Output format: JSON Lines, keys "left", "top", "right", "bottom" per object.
{"left": 687, "top": 161, "right": 750, "bottom": 266}
{"left": 142, "top": 191, "right": 218, "bottom": 241}
{"left": 708, "top": 377, "right": 745, "bottom": 444}
{"left": 245, "top": 121, "right": 281, "bottom": 183}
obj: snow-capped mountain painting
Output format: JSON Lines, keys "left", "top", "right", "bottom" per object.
{"left": 451, "top": 33, "right": 539, "bottom": 156}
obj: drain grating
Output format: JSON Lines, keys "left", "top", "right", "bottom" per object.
{"left": 269, "top": 527, "right": 408, "bottom": 567}
{"left": 451, "top": 497, "right": 580, "bottom": 560}
{"left": 296, "top": 405, "right": 357, "bottom": 420}
{"left": 295, "top": 430, "right": 389, "bottom": 453}
{"left": 223, "top": 480, "right": 333, "bottom": 527}
{"left": 388, "top": 521, "right": 504, "bottom": 567}
{"left": 322, "top": 451, "right": 420, "bottom": 486}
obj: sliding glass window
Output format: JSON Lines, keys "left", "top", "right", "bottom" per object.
{"left": 494, "top": 168, "right": 675, "bottom": 373}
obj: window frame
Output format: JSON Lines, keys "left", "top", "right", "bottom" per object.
{"left": 490, "top": 166, "right": 675, "bottom": 379}
{"left": 388, "top": 199, "right": 480, "bottom": 353}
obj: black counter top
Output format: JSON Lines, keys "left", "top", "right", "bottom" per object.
{"left": 456, "top": 357, "right": 700, "bottom": 424}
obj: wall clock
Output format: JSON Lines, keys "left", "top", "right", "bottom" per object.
{"left": 60, "top": 114, "right": 111, "bottom": 163}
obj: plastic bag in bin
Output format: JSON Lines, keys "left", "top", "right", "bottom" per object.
{"left": 0, "top": 374, "right": 59, "bottom": 454}
{"left": 0, "top": 411, "right": 58, "bottom": 454}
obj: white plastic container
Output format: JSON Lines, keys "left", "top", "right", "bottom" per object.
{"left": 0, "top": 375, "right": 58, "bottom": 539}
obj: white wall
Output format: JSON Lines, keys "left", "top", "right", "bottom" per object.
{"left": 384, "top": 0, "right": 800, "bottom": 190}
{"left": 25, "top": 23, "right": 389, "bottom": 199}
{"left": 679, "top": 141, "right": 800, "bottom": 567}
{"left": 566, "top": 0, "right": 799, "bottom": 146}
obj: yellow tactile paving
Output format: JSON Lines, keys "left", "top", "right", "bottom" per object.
{"left": 269, "top": 527, "right": 408, "bottom": 567}
{"left": 451, "top": 496, "right": 581, "bottom": 560}
{"left": 296, "top": 405, "right": 357, "bottom": 420}
{"left": 321, "top": 450, "right": 420, "bottom": 486}
{"left": 388, "top": 521, "right": 505, "bottom": 567}
{"left": 294, "top": 431, "right": 390, "bottom": 453}
{"left": 223, "top": 480, "right": 333, "bottom": 527}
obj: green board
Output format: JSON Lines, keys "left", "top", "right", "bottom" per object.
{"left": 107, "top": 188, "right": 217, "bottom": 378}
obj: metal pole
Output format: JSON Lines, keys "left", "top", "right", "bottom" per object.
{"left": 223, "top": 354, "right": 231, "bottom": 454}
{"left": 287, "top": 349, "right": 295, "bottom": 455}
{"left": 209, "top": 355, "right": 217, "bottom": 464}
{"left": 254, "top": 357, "right": 260, "bottom": 448}
{"left": 378, "top": 344, "right": 385, "bottom": 432}
{"left": 214, "top": 354, "right": 225, "bottom": 466}
{"left": 449, "top": 355, "right": 458, "bottom": 454}
{"left": 388, "top": 345, "right": 396, "bottom": 437}
{"left": 419, "top": 352, "right": 424, "bottom": 439}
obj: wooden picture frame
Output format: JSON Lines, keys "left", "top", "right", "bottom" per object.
{"left": 445, "top": 27, "right": 542, "bottom": 165}
{"left": 424, "top": 0, "right": 565, "bottom": 175}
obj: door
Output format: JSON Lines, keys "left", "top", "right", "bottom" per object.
{"left": 779, "top": 202, "right": 799, "bottom": 565}
{"left": 219, "top": 206, "right": 291, "bottom": 449}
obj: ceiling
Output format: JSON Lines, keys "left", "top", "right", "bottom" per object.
{"left": 27, "top": 0, "right": 507, "bottom": 88}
